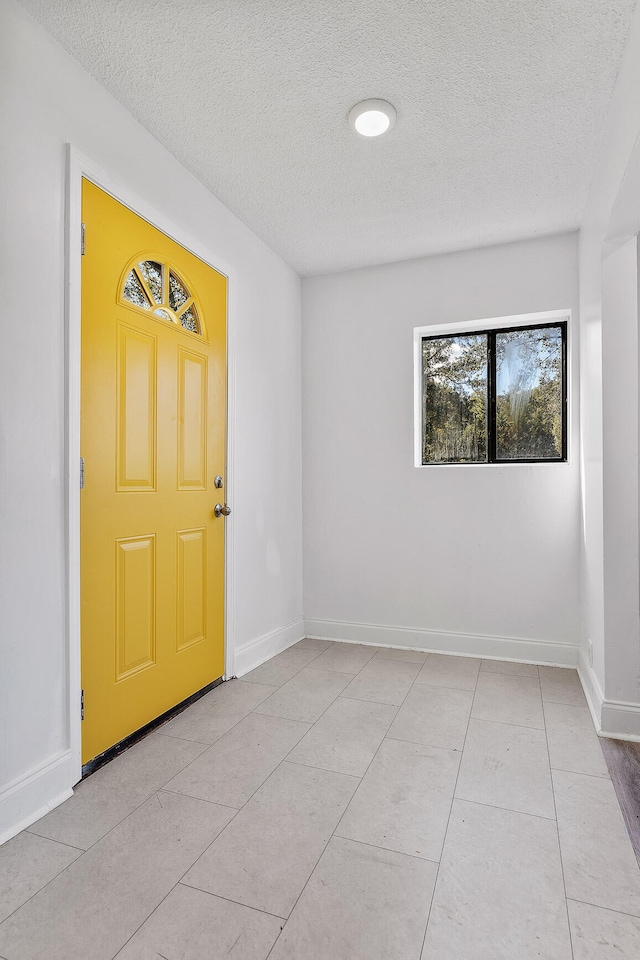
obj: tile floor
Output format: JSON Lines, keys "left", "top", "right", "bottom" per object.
{"left": 1, "top": 640, "right": 640, "bottom": 959}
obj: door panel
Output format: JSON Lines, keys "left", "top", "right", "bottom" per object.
{"left": 115, "top": 535, "right": 156, "bottom": 680}
{"left": 81, "top": 179, "right": 227, "bottom": 765}
{"left": 176, "top": 528, "right": 207, "bottom": 651}
{"left": 178, "top": 349, "right": 208, "bottom": 490}
{"left": 117, "top": 324, "right": 157, "bottom": 490}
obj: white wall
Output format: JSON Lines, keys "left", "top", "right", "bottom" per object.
{"left": 602, "top": 238, "right": 640, "bottom": 702}
{"left": 302, "top": 234, "right": 581, "bottom": 665}
{"left": 578, "top": 0, "right": 640, "bottom": 738}
{"left": 0, "top": 0, "right": 303, "bottom": 842}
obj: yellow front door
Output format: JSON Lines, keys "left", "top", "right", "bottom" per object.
{"left": 80, "top": 179, "right": 227, "bottom": 765}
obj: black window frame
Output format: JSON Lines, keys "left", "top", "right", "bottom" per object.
{"left": 421, "top": 319, "right": 568, "bottom": 465}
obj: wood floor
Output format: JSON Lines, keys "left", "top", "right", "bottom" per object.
{"left": 602, "top": 737, "right": 640, "bottom": 866}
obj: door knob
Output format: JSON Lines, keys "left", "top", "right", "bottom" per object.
{"left": 214, "top": 503, "right": 231, "bottom": 518}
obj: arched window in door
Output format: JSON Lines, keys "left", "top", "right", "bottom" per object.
{"left": 121, "top": 258, "right": 202, "bottom": 335}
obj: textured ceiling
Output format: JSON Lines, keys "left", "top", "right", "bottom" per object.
{"left": 19, "top": 0, "right": 637, "bottom": 275}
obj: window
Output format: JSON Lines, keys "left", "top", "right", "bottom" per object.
{"left": 121, "top": 259, "right": 202, "bottom": 335}
{"left": 417, "top": 316, "right": 567, "bottom": 465}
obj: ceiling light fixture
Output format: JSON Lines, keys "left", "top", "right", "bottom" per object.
{"left": 348, "top": 99, "right": 396, "bottom": 137}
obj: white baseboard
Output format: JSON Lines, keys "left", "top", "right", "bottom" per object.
{"left": 0, "top": 750, "right": 75, "bottom": 847}
{"left": 304, "top": 618, "right": 579, "bottom": 667}
{"left": 233, "top": 617, "right": 305, "bottom": 678}
{"left": 600, "top": 700, "right": 640, "bottom": 740}
{"left": 577, "top": 648, "right": 604, "bottom": 734}
{"left": 577, "top": 649, "right": 640, "bottom": 741}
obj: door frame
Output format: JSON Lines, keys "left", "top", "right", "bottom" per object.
{"left": 65, "top": 145, "right": 237, "bottom": 784}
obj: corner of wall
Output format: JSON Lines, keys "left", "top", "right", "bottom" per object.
{"left": 577, "top": 646, "right": 604, "bottom": 734}
{"left": 0, "top": 751, "right": 75, "bottom": 847}
{"left": 232, "top": 618, "right": 305, "bottom": 677}
{"left": 578, "top": 646, "right": 640, "bottom": 741}
{"left": 600, "top": 700, "right": 640, "bottom": 741}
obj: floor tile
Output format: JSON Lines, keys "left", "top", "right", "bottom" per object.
{"left": 388, "top": 684, "right": 473, "bottom": 751}
{"left": 336, "top": 738, "right": 460, "bottom": 860}
{"left": 115, "top": 883, "right": 283, "bottom": 959}
{"left": 0, "top": 792, "right": 234, "bottom": 960}
{"left": 0, "top": 832, "right": 81, "bottom": 923}
{"left": 544, "top": 701, "right": 609, "bottom": 778}
{"left": 567, "top": 899, "right": 640, "bottom": 959}
{"left": 253, "top": 667, "right": 350, "bottom": 723}
{"left": 287, "top": 697, "right": 396, "bottom": 776}
{"left": 242, "top": 645, "right": 325, "bottom": 686}
{"left": 421, "top": 799, "right": 572, "bottom": 960}
{"left": 269, "top": 837, "right": 437, "bottom": 960}
{"left": 539, "top": 667, "right": 586, "bottom": 706}
{"left": 310, "top": 643, "right": 380, "bottom": 675}
{"left": 161, "top": 679, "right": 277, "bottom": 743}
{"left": 415, "top": 653, "right": 480, "bottom": 691}
{"left": 342, "top": 658, "right": 420, "bottom": 705}
{"left": 9, "top": 643, "right": 640, "bottom": 960}
{"left": 373, "top": 647, "right": 430, "bottom": 664}
{"left": 472, "top": 672, "right": 544, "bottom": 729}
{"left": 291, "top": 638, "right": 333, "bottom": 655}
{"left": 163, "top": 713, "right": 310, "bottom": 808}
{"left": 480, "top": 659, "right": 539, "bottom": 678}
{"left": 553, "top": 769, "right": 640, "bottom": 916}
{"left": 455, "top": 718, "right": 555, "bottom": 819}
{"left": 184, "top": 761, "right": 358, "bottom": 918}
{"left": 28, "top": 732, "right": 209, "bottom": 849}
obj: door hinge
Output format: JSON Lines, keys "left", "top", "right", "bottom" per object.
{"left": 81, "top": 222, "right": 86, "bottom": 256}
{"left": 80, "top": 457, "right": 85, "bottom": 489}
{"left": 81, "top": 689, "right": 85, "bottom": 721}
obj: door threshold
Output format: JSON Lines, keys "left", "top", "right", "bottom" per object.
{"left": 82, "top": 675, "right": 225, "bottom": 779}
